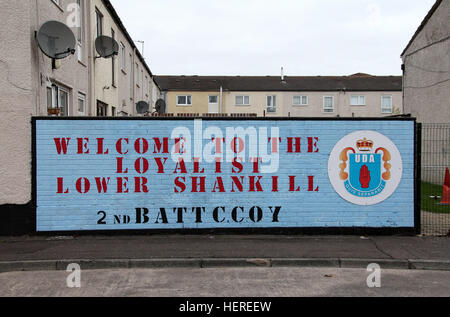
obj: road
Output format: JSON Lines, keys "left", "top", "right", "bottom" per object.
{"left": 0, "top": 267, "right": 449, "bottom": 297}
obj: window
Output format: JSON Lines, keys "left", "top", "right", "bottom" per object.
{"left": 209, "top": 96, "right": 218, "bottom": 104}
{"left": 323, "top": 96, "right": 334, "bottom": 113}
{"left": 129, "top": 54, "right": 133, "bottom": 98}
{"left": 351, "top": 96, "right": 366, "bottom": 106}
{"left": 382, "top": 96, "right": 393, "bottom": 114}
{"left": 46, "top": 84, "right": 69, "bottom": 116}
{"left": 59, "top": 88, "right": 69, "bottom": 117}
{"left": 112, "top": 106, "right": 116, "bottom": 117}
{"left": 52, "top": 0, "right": 60, "bottom": 6}
{"left": 111, "top": 29, "right": 116, "bottom": 86}
{"left": 95, "top": 9, "right": 103, "bottom": 38}
{"left": 267, "top": 95, "right": 277, "bottom": 113}
{"left": 120, "top": 43, "right": 126, "bottom": 71}
{"left": 293, "top": 95, "right": 308, "bottom": 106}
{"left": 77, "top": 93, "right": 86, "bottom": 114}
{"left": 46, "top": 87, "right": 52, "bottom": 109}
{"left": 77, "top": 0, "right": 84, "bottom": 62}
{"left": 97, "top": 101, "right": 107, "bottom": 117}
{"left": 177, "top": 95, "right": 192, "bottom": 106}
{"left": 144, "top": 76, "right": 148, "bottom": 96}
{"left": 235, "top": 95, "right": 250, "bottom": 106}
{"left": 136, "top": 64, "right": 140, "bottom": 87}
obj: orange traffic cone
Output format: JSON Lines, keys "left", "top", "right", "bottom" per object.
{"left": 441, "top": 168, "right": 450, "bottom": 205}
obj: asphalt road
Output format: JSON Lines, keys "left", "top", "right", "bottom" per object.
{"left": 0, "top": 267, "right": 449, "bottom": 297}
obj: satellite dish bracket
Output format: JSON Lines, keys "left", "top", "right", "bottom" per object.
{"left": 54, "top": 48, "right": 76, "bottom": 57}
{"left": 94, "top": 51, "right": 118, "bottom": 60}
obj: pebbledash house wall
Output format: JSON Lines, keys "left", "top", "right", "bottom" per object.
{"left": 401, "top": 0, "right": 450, "bottom": 124}
{"left": 0, "top": 1, "right": 91, "bottom": 234}
{"left": 0, "top": 1, "right": 90, "bottom": 206}
{"left": 0, "top": 0, "right": 161, "bottom": 234}
{"left": 90, "top": 0, "right": 161, "bottom": 116}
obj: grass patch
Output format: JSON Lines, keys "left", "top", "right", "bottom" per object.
{"left": 421, "top": 181, "right": 450, "bottom": 214}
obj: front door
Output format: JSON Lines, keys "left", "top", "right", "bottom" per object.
{"left": 208, "top": 95, "right": 219, "bottom": 114}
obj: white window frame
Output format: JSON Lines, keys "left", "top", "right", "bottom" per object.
{"left": 293, "top": 95, "right": 308, "bottom": 106}
{"left": 120, "top": 43, "right": 126, "bottom": 72}
{"left": 129, "top": 53, "right": 133, "bottom": 98}
{"left": 47, "top": 85, "right": 69, "bottom": 116}
{"left": 235, "top": 95, "right": 250, "bottom": 106}
{"left": 177, "top": 95, "right": 192, "bottom": 106}
{"left": 47, "top": 84, "right": 70, "bottom": 116}
{"left": 381, "top": 95, "right": 393, "bottom": 114}
{"left": 350, "top": 95, "right": 366, "bottom": 106}
{"left": 323, "top": 96, "right": 335, "bottom": 113}
{"left": 77, "top": 92, "right": 86, "bottom": 115}
{"left": 135, "top": 64, "right": 140, "bottom": 87}
{"left": 76, "top": 0, "right": 84, "bottom": 63}
{"left": 95, "top": 8, "right": 103, "bottom": 38}
{"left": 58, "top": 87, "right": 70, "bottom": 117}
{"left": 145, "top": 76, "right": 149, "bottom": 97}
{"left": 267, "top": 95, "right": 277, "bottom": 113}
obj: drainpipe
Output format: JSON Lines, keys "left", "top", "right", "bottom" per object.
{"left": 87, "top": 0, "right": 94, "bottom": 116}
{"left": 219, "top": 86, "right": 223, "bottom": 114}
{"left": 401, "top": 60, "right": 406, "bottom": 115}
{"left": 133, "top": 47, "right": 136, "bottom": 115}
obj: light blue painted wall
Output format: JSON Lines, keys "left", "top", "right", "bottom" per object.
{"left": 35, "top": 120, "right": 415, "bottom": 232}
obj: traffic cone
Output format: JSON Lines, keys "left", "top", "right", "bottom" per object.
{"left": 441, "top": 168, "right": 450, "bottom": 205}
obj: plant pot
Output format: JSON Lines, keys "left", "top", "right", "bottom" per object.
{"left": 47, "top": 108, "right": 61, "bottom": 116}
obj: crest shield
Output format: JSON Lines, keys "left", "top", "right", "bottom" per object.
{"left": 345, "top": 153, "right": 385, "bottom": 197}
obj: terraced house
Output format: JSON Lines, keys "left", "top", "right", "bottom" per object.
{"left": 155, "top": 73, "right": 403, "bottom": 117}
{"left": 0, "top": 0, "right": 160, "bottom": 219}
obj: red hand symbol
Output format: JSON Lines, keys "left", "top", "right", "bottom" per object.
{"left": 360, "top": 165, "right": 371, "bottom": 189}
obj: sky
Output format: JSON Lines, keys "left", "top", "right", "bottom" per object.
{"left": 109, "top": 0, "right": 436, "bottom": 76}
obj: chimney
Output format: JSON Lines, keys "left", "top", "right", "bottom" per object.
{"left": 281, "top": 67, "right": 285, "bottom": 82}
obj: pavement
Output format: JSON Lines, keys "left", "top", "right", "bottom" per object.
{"left": 1, "top": 267, "right": 450, "bottom": 297}
{"left": 0, "top": 235, "right": 449, "bottom": 273}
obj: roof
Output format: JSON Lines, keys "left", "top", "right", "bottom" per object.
{"left": 155, "top": 75, "right": 403, "bottom": 92}
{"left": 401, "top": 0, "right": 443, "bottom": 56}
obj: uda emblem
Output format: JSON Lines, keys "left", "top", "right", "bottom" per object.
{"left": 328, "top": 131, "right": 403, "bottom": 206}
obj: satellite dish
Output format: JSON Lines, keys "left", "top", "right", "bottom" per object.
{"left": 36, "top": 21, "right": 76, "bottom": 59}
{"left": 95, "top": 35, "right": 119, "bottom": 58}
{"left": 136, "top": 101, "right": 150, "bottom": 114}
{"left": 155, "top": 99, "right": 166, "bottom": 114}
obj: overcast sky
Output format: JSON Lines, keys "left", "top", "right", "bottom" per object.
{"left": 110, "top": 0, "right": 435, "bottom": 76}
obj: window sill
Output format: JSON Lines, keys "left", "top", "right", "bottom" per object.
{"left": 292, "top": 104, "right": 308, "bottom": 107}
{"left": 351, "top": 104, "right": 366, "bottom": 107}
{"left": 235, "top": 104, "right": 251, "bottom": 107}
